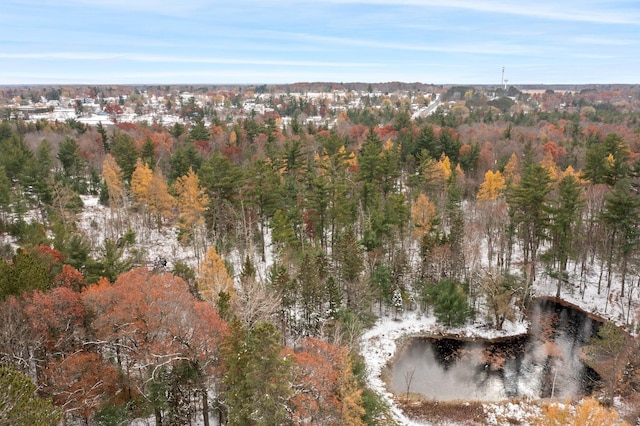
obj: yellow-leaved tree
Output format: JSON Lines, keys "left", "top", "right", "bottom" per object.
{"left": 197, "top": 246, "right": 234, "bottom": 309}
{"left": 541, "top": 150, "right": 559, "bottom": 181}
{"left": 503, "top": 152, "right": 520, "bottom": 185}
{"left": 477, "top": 170, "right": 507, "bottom": 201}
{"left": 174, "top": 168, "right": 209, "bottom": 261}
{"left": 102, "top": 154, "right": 125, "bottom": 208}
{"left": 147, "top": 168, "right": 175, "bottom": 226}
{"left": 130, "top": 158, "right": 153, "bottom": 211}
{"left": 411, "top": 192, "right": 437, "bottom": 239}
{"left": 101, "top": 153, "right": 127, "bottom": 235}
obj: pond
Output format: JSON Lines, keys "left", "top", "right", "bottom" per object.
{"left": 387, "top": 298, "right": 602, "bottom": 401}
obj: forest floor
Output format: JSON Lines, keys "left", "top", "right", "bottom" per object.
{"left": 76, "top": 195, "right": 638, "bottom": 425}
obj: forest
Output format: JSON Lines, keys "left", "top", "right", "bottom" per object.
{"left": 1, "top": 84, "right": 640, "bottom": 425}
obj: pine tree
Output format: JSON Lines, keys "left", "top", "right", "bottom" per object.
{"left": 428, "top": 279, "right": 470, "bottom": 327}
{"left": 416, "top": 124, "right": 440, "bottom": 159}
{"left": 221, "top": 320, "right": 292, "bottom": 426}
{"left": 583, "top": 132, "right": 629, "bottom": 185}
{"left": 600, "top": 178, "right": 640, "bottom": 297}
{"left": 110, "top": 132, "right": 139, "bottom": 182}
{"left": 548, "top": 174, "right": 584, "bottom": 297}
{"left": 0, "top": 365, "right": 61, "bottom": 425}
{"left": 57, "top": 136, "right": 84, "bottom": 179}
{"left": 507, "top": 162, "right": 553, "bottom": 300}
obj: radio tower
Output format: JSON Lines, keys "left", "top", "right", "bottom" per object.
{"left": 501, "top": 66, "right": 507, "bottom": 90}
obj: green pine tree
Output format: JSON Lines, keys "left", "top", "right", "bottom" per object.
{"left": 221, "top": 320, "right": 293, "bottom": 426}
{"left": 0, "top": 365, "right": 61, "bottom": 426}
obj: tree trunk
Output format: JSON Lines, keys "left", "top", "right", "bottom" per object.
{"left": 202, "top": 386, "right": 209, "bottom": 426}
{"left": 154, "top": 407, "right": 162, "bottom": 426}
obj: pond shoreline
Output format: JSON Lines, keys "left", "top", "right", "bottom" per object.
{"left": 380, "top": 297, "right": 602, "bottom": 404}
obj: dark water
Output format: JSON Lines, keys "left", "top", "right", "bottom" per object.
{"left": 388, "top": 299, "right": 602, "bottom": 401}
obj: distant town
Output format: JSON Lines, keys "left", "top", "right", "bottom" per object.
{"left": 2, "top": 83, "right": 638, "bottom": 131}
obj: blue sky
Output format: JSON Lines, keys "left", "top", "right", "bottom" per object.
{"left": 2, "top": 0, "right": 639, "bottom": 85}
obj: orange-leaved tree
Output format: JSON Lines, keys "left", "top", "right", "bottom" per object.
{"left": 82, "top": 267, "right": 228, "bottom": 426}
{"left": 289, "top": 337, "right": 365, "bottom": 425}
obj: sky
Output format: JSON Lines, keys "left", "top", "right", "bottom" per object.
{"left": 1, "top": 0, "right": 639, "bottom": 85}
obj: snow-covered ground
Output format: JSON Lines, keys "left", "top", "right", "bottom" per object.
{"left": 359, "top": 257, "right": 639, "bottom": 425}
{"left": 76, "top": 195, "right": 638, "bottom": 425}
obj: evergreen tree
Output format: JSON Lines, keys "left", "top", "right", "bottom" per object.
{"left": 221, "top": 320, "right": 293, "bottom": 426}
{"left": 56, "top": 136, "right": 84, "bottom": 179}
{"left": 0, "top": 133, "right": 34, "bottom": 183}
{"left": 140, "top": 135, "right": 156, "bottom": 168}
{"left": 357, "top": 129, "right": 384, "bottom": 211}
{"left": 507, "top": 162, "right": 553, "bottom": 299}
{"left": 0, "top": 365, "right": 61, "bottom": 425}
{"left": 547, "top": 174, "right": 584, "bottom": 297}
{"left": 583, "top": 133, "right": 629, "bottom": 185}
{"left": 110, "top": 132, "right": 139, "bottom": 182}
{"left": 27, "top": 140, "right": 54, "bottom": 204}
{"left": 428, "top": 279, "right": 470, "bottom": 327}
{"left": 416, "top": 125, "right": 440, "bottom": 159}
{"left": 600, "top": 178, "right": 640, "bottom": 296}
{"left": 0, "top": 251, "right": 53, "bottom": 300}
{"left": 189, "top": 118, "right": 209, "bottom": 142}
{"left": 169, "top": 142, "right": 203, "bottom": 181}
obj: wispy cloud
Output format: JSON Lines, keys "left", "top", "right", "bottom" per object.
{"left": 323, "top": 0, "right": 640, "bottom": 24}
{"left": 0, "top": 52, "right": 380, "bottom": 68}
{"left": 262, "top": 31, "right": 537, "bottom": 56}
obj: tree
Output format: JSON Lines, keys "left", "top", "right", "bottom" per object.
{"left": 600, "top": 178, "right": 640, "bottom": 297}
{"left": 130, "top": 158, "right": 153, "bottom": 211}
{"left": 147, "top": 168, "right": 175, "bottom": 226}
{"left": 584, "top": 322, "right": 627, "bottom": 403}
{"left": 101, "top": 154, "right": 125, "bottom": 208}
{"left": 428, "top": 279, "right": 470, "bottom": 327}
{"left": 110, "top": 132, "right": 139, "bottom": 182}
{"left": 197, "top": 246, "right": 234, "bottom": 307}
{"left": 57, "top": 136, "right": 84, "bottom": 179}
{"left": 411, "top": 192, "right": 437, "bottom": 240}
{"left": 83, "top": 268, "right": 228, "bottom": 426}
{"left": 507, "top": 162, "right": 553, "bottom": 300}
{"left": 582, "top": 133, "right": 629, "bottom": 185}
{"left": 44, "top": 351, "right": 119, "bottom": 424}
{"left": 54, "top": 264, "right": 86, "bottom": 292}
{"left": 479, "top": 270, "right": 522, "bottom": 330}
{"left": 198, "top": 152, "right": 245, "bottom": 239}
{"left": 289, "top": 338, "right": 365, "bottom": 426}
{"left": 477, "top": 170, "right": 506, "bottom": 201}
{"left": 28, "top": 140, "right": 54, "bottom": 204}
{"left": 547, "top": 174, "right": 584, "bottom": 298}
{"left": 416, "top": 125, "right": 440, "bottom": 159}
{"left": 23, "top": 287, "right": 86, "bottom": 356}
{"left": 0, "top": 365, "right": 61, "bottom": 426}
{"left": 357, "top": 129, "right": 384, "bottom": 211}
{"left": 0, "top": 251, "right": 53, "bottom": 300}
{"left": 335, "top": 228, "right": 365, "bottom": 312}
{"left": 221, "top": 320, "right": 292, "bottom": 426}
{"left": 174, "top": 168, "right": 209, "bottom": 260}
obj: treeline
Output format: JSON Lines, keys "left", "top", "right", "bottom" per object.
{"left": 0, "top": 88, "right": 639, "bottom": 423}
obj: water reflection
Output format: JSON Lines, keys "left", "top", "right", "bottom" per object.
{"left": 388, "top": 299, "right": 601, "bottom": 401}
